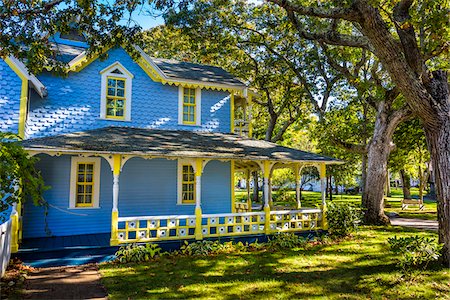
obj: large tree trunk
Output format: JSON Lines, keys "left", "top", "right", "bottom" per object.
{"left": 400, "top": 169, "right": 411, "bottom": 199}
{"left": 252, "top": 171, "right": 259, "bottom": 203}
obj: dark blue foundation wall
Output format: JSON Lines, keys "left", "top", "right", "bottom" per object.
{"left": 22, "top": 154, "right": 231, "bottom": 239}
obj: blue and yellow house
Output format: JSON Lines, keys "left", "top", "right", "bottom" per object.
{"left": 0, "top": 33, "right": 340, "bottom": 254}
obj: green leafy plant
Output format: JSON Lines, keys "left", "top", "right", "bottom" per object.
{"left": 388, "top": 235, "right": 443, "bottom": 272}
{"left": 267, "top": 233, "right": 307, "bottom": 249}
{"left": 326, "top": 202, "right": 361, "bottom": 238}
{"left": 0, "top": 132, "right": 48, "bottom": 220}
{"left": 115, "top": 243, "right": 162, "bottom": 263}
{"left": 180, "top": 240, "right": 225, "bottom": 256}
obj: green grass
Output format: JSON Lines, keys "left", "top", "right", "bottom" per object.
{"left": 236, "top": 188, "right": 437, "bottom": 220}
{"left": 100, "top": 226, "right": 449, "bottom": 299}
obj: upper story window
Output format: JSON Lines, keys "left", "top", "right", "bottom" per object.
{"left": 100, "top": 62, "right": 133, "bottom": 121}
{"left": 178, "top": 86, "right": 201, "bottom": 126}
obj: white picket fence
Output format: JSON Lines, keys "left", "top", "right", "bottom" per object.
{"left": 0, "top": 218, "right": 12, "bottom": 277}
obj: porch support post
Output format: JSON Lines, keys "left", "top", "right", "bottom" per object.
{"left": 10, "top": 203, "right": 19, "bottom": 253}
{"left": 319, "top": 163, "right": 328, "bottom": 230}
{"left": 110, "top": 154, "right": 121, "bottom": 246}
{"left": 294, "top": 163, "right": 302, "bottom": 209}
{"left": 195, "top": 158, "right": 203, "bottom": 240}
{"left": 263, "top": 161, "right": 271, "bottom": 234}
{"left": 246, "top": 169, "right": 251, "bottom": 212}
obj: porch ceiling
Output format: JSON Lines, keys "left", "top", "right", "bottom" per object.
{"left": 22, "top": 126, "right": 342, "bottom": 164}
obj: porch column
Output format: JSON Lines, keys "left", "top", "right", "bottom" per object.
{"left": 263, "top": 161, "right": 271, "bottom": 234}
{"left": 110, "top": 155, "right": 121, "bottom": 246}
{"left": 319, "top": 163, "right": 328, "bottom": 229}
{"left": 294, "top": 163, "right": 302, "bottom": 209}
{"left": 246, "top": 169, "right": 251, "bottom": 212}
{"left": 10, "top": 203, "right": 19, "bottom": 253}
{"left": 195, "top": 159, "right": 203, "bottom": 240}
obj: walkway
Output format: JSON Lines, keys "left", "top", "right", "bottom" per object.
{"left": 22, "top": 264, "right": 107, "bottom": 299}
{"left": 390, "top": 217, "right": 438, "bottom": 231}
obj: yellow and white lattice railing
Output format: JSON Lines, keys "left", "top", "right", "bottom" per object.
{"left": 117, "top": 214, "right": 196, "bottom": 243}
{"left": 269, "top": 209, "right": 322, "bottom": 233}
{"left": 201, "top": 212, "right": 266, "bottom": 238}
{"left": 116, "top": 208, "right": 322, "bottom": 244}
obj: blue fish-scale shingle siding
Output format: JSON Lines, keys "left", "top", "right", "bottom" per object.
{"left": 26, "top": 47, "right": 231, "bottom": 138}
{"left": 23, "top": 155, "right": 232, "bottom": 238}
{"left": 0, "top": 59, "right": 22, "bottom": 134}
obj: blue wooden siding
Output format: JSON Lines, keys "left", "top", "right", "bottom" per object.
{"left": 26, "top": 47, "right": 231, "bottom": 138}
{"left": 0, "top": 59, "right": 22, "bottom": 135}
{"left": 23, "top": 155, "right": 232, "bottom": 238}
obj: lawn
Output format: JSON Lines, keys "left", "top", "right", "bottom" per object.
{"left": 236, "top": 187, "right": 437, "bottom": 220}
{"left": 100, "top": 226, "right": 449, "bottom": 299}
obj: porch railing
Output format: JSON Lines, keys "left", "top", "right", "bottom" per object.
{"left": 117, "top": 208, "right": 323, "bottom": 244}
{"left": 0, "top": 219, "right": 12, "bottom": 277}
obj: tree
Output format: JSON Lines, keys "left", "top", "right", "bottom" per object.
{"left": 0, "top": 133, "right": 47, "bottom": 221}
{"left": 264, "top": 0, "right": 449, "bottom": 266}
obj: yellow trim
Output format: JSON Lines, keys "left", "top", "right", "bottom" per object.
{"left": 181, "top": 164, "right": 196, "bottom": 204}
{"left": 182, "top": 87, "right": 196, "bottom": 125}
{"left": 110, "top": 210, "right": 119, "bottom": 246}
{"left": 105, "top": 76, "right": 126, "bottom": 120}
{"left": 195, "top": 159, "right": 203, "bottom": 177}
{"left": 4, "top": 57, "right": 28, "bottom": 138}
{"left": 321, "top": 204, "right": 328, "bottom": 230}
{"left": 195, "top": 207, "right": 203, "bottom": 240}
{"left": 113, "top": 154, "right": 121, "bottom": 176}
{"left": 263, "top": 161, "right": 271, "bottom": 178}
{"left": 320, "top": 163, "right": 326, "bottom": 179}
{"left": 75, "top": 162, "right": 95, "bottom": 208}
{"left": 264, "top": 205, "right": 271, "bottom": 235}
{"left": 248, "top": 95, "right": 253, "bottom": 138}
{"left": 230, "top": 94, "right": 235, "bottom": 133}
{"left": 231, "top": 161, "right": 236, "bottom": 213}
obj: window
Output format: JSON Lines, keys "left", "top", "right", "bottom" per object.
{"left": 106, "top": 77, "right": 126, "bottom": 119}
{"left": 69, "top": 157, "right": 101, "bottom": 208}
{"left": 181, "top": 164, "right": 196, "bottom": 203}
{"left": 182, "top": 88, "right": 196, "bottom": 124}
{"left": 100, "top": 62, "right": 133, "bottom": 121}
{"left": 178, "top": 87, "right": 201, "bottom": 126}
{"left": 177, "top": 160, "right": 198, "bottom": 205}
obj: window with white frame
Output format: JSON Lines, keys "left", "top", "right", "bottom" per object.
{"left": 177, "top": 160, "right": 196, "bottom": 205}
{"left": 100, "top": 62, "right": 133, "bottom": 121}
{"left": 69, "top": 157, "right": 101, "bottom": 208}
{"left": 178, "top": 86, "right": 201, "bottom": 126}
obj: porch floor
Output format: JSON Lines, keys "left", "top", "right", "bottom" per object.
{"left": 15, "top": 233, "right": 116, "bottom": 268}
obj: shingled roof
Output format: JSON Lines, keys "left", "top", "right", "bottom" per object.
{"left": 22, "top": 127, "right": 341, "bottom": 164}
{"left": 152, "top": 58, "right": 245, "bottom": 87}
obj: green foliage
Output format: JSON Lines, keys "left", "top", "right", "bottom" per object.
{"left": 327, "top": 202, "right": 361, "bottom": 238}
{"left": 388, "top": 236, "right": 443, "bottom": 272}
{"left": 267, "top": 233, "right": 307, "bottom": 249}
{"left": 0, "top": 132, "right": 48, "bottom": 220}
{"left": 115, "top": 243, "right": 162, "bottom": 263}
{"left": 179, "top": 240, "right": 248, "bottom": 256}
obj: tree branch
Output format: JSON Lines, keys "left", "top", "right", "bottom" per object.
{"left": 266, "top": 0, "right": 360, "bottom": 21}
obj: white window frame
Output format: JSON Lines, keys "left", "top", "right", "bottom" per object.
{"left": 100, "top": 61, "right": 134, "bottom": 121}
{"left": 178, "top": 86, "right": 201, "bottom": 126}
{"left": 177, "top": 159, "right": 197, "bottom": 205}
{"left": 69, "top": 156, "right": 101, "bottom": 209}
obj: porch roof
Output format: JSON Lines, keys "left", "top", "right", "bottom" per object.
{"left": 22, "top": 126, "right": 342, "bottom": 164}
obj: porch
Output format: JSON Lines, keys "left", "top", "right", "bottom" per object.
{"left": 20, "top": 127, "right": 341, "bottom": 247}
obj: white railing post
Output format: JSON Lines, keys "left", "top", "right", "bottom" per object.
{"left": 110, "top": 155, "right": 121, "bottom": 246}
{"left": 195, "top": 159, "right": 203, "bottom": 240}
{"left": 246, "top": 169, "right": 251, "bottom": 212}
{"left": 0, "top": 219, "right": 13, "bottom": 278}
{"left": 295, "top": 163, "right": 302, "bottom": 209}
{"left": 263, "top": 161, "right": 271, "bottom": 234}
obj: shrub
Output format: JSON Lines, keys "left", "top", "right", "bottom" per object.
{"left": 180, "top": 240, "right": 225, "bottom": 256}
{"left": 326, "top": 202, "right": 361, "bottom": 238}
{"left": 388, "top": 235, "right": 443, "bottom": 271}
{"left": 115, "top": 243, "right": 162, "bottom": 263}
{"left": 267, "top": 233, "right": 307, "bottom": 249}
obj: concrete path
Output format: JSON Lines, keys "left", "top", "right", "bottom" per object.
{"left": 22, "top": 264, "right": 107, "bottom": 299}
{"left": 390, "top": 217, "right": 438, "bottom": 231}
